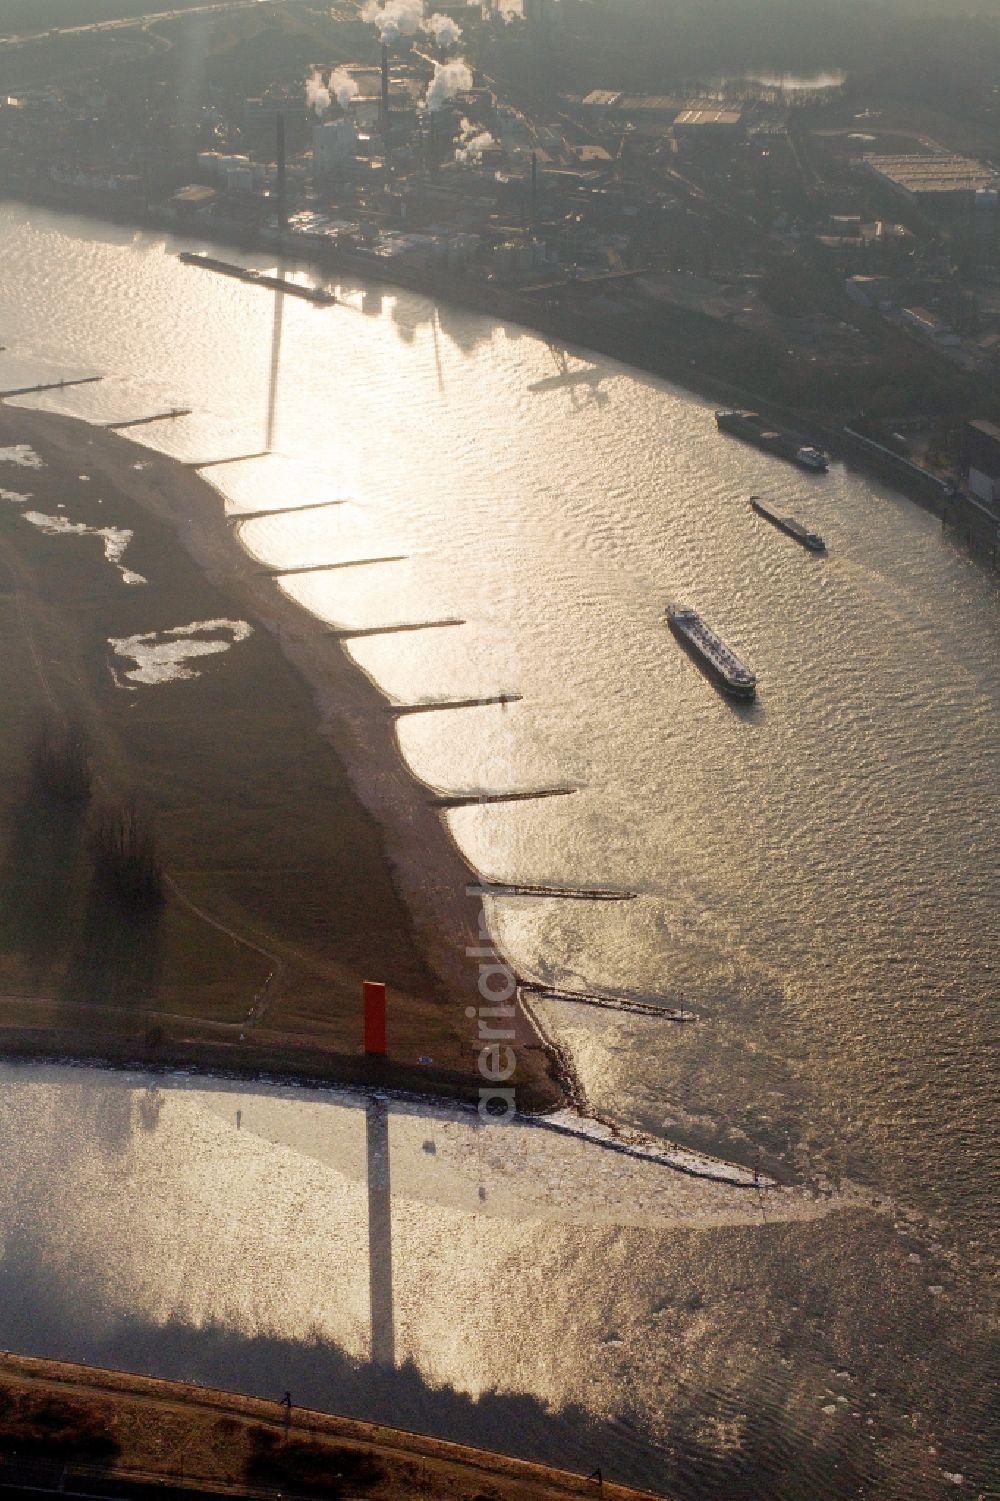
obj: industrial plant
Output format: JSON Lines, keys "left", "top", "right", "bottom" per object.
{"left": 1, "top": 0, "right": 1000, "bottom": 540}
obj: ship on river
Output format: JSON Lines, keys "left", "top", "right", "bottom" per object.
{"left": 715, "top": 409, "right": 828, "bottom": 471}
{"left": 666, "top": 605, "right": 757, "bottom": 699}
{"left": 178, "top": 252, "right": 336, "bottom": 304}
{"left": 750, "top": 495, "right": 826, "bottom": 551}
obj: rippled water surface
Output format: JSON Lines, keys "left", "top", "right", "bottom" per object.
{"left": 0, "top": 204, "right": 995, "bottom": 1497}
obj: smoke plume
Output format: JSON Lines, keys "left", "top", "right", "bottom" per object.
{"left": 455, "top": 117, "right": 497, "bottom": 162}
{"left": 425, "top": 11, "right": 462, "bottom": 46}
{"left": 305, "top": 68, "right": 332, "bottom": 116}
{"left": 424, "top": 57, "right": 473, "bottom": 113}
{"left": 330, "top": 67, "right": 360, "bottom": 108}
{"left": 361, "top": 0, "right": 423, "bottom": 43}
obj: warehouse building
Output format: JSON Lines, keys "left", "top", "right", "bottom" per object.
{"left": 863, "top": 153, "right": 999, "bottom": 210}
{"left": 901, "top": 305, "right": 961, "bottom": 345}
{"left": 962, "top": 419, "right": 1000, "bottom": 508}
{"left": 313, "top": 119, "right": 357, "bottom": 179}
{"left": 580, "top": 90, "right": 623, "bottom": 122}
{"left": 674, "top": 102, "right": 744, "bottom": 138}
{"left": 244, "top": 91, "right": 307, "bottom": 152}
{"left": 616, "top": 95, "right": 682, "bottom": 125}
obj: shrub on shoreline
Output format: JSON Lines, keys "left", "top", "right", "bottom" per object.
{"left": 246, "top": 1427, "right": 383, "bottom": 1495}
{"left": 29, "top": 716, "right": 92, "bottom": 804}
{"left": 0, "top": 1390, "right": 119, "bottom": 1463}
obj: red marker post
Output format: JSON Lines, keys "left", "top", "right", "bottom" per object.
{"left": 364, "top": 980, "right": 387, "bottom": 1056}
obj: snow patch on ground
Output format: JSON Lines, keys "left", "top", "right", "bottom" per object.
{"left": 0, "top": 444, "right": 43, "bottom": 469}
{"left": 0, "top": 489, "right": 31, "bottom": 503}
{"left": 20, "top": 510, "right": 146, "bottom": 585}
{"left": 109, "top": 618, "right": 252, "bottom": 686}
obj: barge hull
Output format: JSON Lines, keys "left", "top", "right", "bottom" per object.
{"left": 716, "top": 410, "right": 828, "bottom": 471}
{"left": 750, "top": 496, "right": 825, "bottom": 550}
{"left": 666, "top": 606, "right": 757, "bottom": 699}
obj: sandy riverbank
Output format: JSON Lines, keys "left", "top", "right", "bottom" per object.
{"left": 0, "top": 400, "right": 565, "bottom": 1111}
{"left": 0, "top": 397, "right": 816, "bottom": 1188}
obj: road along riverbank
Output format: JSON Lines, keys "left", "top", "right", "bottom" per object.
{"left": 0, "top": 1350, "right": 661, "bottom": 1501}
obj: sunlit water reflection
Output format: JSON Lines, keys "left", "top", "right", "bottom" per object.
{"left": 0, "top": 204, "right": 995, "bottom": 1497}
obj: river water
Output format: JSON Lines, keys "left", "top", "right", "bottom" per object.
{"left": 0, "top": 203, "right": 995, "bottom": 1497}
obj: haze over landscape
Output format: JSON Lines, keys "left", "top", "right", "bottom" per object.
{"left": 0, "top": 2, "right": 994, "bottom": 1499}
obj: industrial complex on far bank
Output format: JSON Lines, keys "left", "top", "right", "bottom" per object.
{"left": 1, "top": 0, "right": 999, "bottom": 544}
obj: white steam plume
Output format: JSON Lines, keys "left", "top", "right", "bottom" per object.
{"left": 455, "top": 117, "right": 497, "bottom": 162}
{"left": 425, "top": 11, "right": 462, "bottom": 46}
{"left": 330, "top": 67, "right": 359, "bottom": 108}
{"left": 425, "top": 57, "right": 473, "bottom": 113}
{"left": 361, "top": 0, "right": 423, "bottom": 44}
{"left": 305, "top": 68, "right": 332, "bottom": 116}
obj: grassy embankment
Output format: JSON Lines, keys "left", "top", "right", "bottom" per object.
{"left": 0, "top": 1353, "right": 656, "bottom": 1500}
{"left": 0, "top": 404, "right": 561, "bottom": 1109}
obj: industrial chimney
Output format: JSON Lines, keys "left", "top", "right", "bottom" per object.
{"left": 530, "top": 149, "right": 538, "bottom": 231}
{"left": 276, "top": 113, "right": 287, "bottom": 234}
{"left": 380, "top": 44, "right": 390, "bottom": 135}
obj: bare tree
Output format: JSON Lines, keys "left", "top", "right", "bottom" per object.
{"left": 91, "top": 799, "right": 164, "bottom": 910}
{"left": 30, "top": 715, "right": 92, "bottom": 804}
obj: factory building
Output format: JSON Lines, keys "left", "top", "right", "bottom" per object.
{"left": 962, "top": 420, "right": 1000, "bottom": 508}
{"left": 428, "top": 1, "right": 479, "bottom": 21}
{"left": 615, "top": 95, "right": 682, "bottom": 125}
{"left": 352, "top": 79, "right": 419, "bottom": 132}
{"left": 580, "top": 90, "right": 623, "bottom": 123}
{"left": 845, "top": 274, "right": 895, "bottom": 310}
{"left": 900, "top": 305, "right": 961, "bottom": 346}
{"left": 673, "top": 102, "right": 744, "bottom": 138}
{"left": 863, "top": 153, "right": 999, "bottom": 210}
{"left": 244, "top": 92, "right": 308, "bottom": 152}
{"left": 491, "top": 238, "right": 550, "bottom": 276}
{"left": 523, "top": 0, "right": 565, "bottom": 31}
{"left": 362, "top": 229, "right": 481, "bottom": 268}
{"left": 313, "top": 118, "right": 357, "bottom": 179}
{"left": 455, "top": 86, "right": 497, "bottom": 126}
{"left": 197, "top": 152, "right": 266, "bottom": 192}
{"left": 166, "top": 184, "right": 216, "bottom": 222}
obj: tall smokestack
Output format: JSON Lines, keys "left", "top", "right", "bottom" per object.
{"left": 276, "top": 113, "right": 287, "bottom": 233}
{"left": 380, "top": 44, "right": 390, "bottom": 134}
{"left": 530, "top": 150, "right": 538, "bottom": 231}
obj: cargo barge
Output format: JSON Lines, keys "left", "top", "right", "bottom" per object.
{"left": 178, "top": 252, "right": 336, "bottom": 304}
{"left": 715, "top": 409, "right": 828, "bottom": 471}
{"left": 666, "top": 605, "right": 757, "bottom": 699}
{"left": 750, "top": 495, "right": 826, "bottom": 551}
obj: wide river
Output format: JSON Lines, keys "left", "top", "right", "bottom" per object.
{"left": 0, "top": 202, "right": 995, "bottom": 1498}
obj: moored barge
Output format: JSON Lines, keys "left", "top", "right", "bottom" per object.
{"left": 178, "top": 252, "right": 335, "bottom": 304}
{"left": 716, "top": 409, "right": 828, "bottom": 471}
